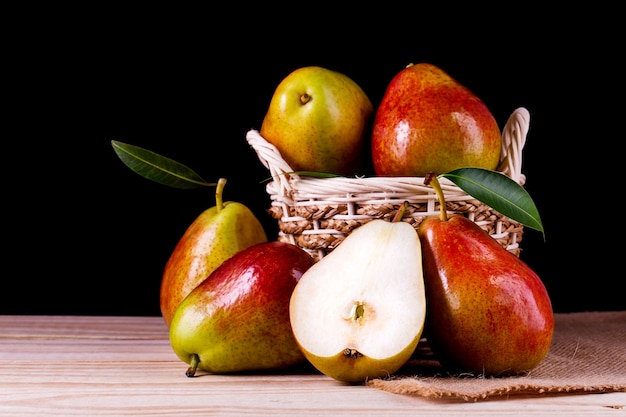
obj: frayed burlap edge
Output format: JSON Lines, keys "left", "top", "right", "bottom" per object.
{"left": 367, "top": 311, "right": 626, "bottom": 401}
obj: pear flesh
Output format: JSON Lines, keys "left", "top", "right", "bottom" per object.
{"left": 289, "top": 219, "right": 426, "bottom": 383}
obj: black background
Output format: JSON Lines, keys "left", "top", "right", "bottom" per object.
{"left": 5, "top": 7, "right": 622, "bottom": 316}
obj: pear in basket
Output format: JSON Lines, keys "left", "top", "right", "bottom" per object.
{"left": 260, "top": 66, "right": 374, "bottom": 176}
{"left": 417, "top": 173, "right": 554, "bottom": 376}
{"left": 289, "top": 203, "right": 426, "bottom": 383}
{"left": 372, "top": 62, "right": 502, "bottom": 177}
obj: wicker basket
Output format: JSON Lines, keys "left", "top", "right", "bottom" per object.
{"left": 246, "top": 107, "right": 530, "bottom": 262}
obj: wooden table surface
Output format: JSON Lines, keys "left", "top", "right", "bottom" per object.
{"left": 0, "top": 315, "right": 624, "bottom": 416}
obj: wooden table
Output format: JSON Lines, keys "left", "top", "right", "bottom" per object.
{"left": 1, "top": 315, "right": 624, "bottom": 416}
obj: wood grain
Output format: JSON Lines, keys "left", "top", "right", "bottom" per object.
{"left": 0, "top": 315, "right": 624, "bottom": 416}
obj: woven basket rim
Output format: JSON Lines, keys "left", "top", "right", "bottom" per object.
{"left": 246, "top": 107, "right": 530, "bottom": 198}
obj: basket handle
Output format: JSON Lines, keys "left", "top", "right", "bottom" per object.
{"left": 498, "top": 107, "right": 529, "bottom": 185}
{"left": 246, "top": 129, "right": 298, "bottom": 195}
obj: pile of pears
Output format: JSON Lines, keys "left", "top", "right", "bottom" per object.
{"left": 163, "top": 173, "right": 553, "bottom": 382}
{"left": 258, "top": 62, "right": 552, "bottom": 381}
{"left": 147, "top": 62, "right": 554, "bottom": 383}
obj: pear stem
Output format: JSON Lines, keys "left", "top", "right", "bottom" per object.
{"left": 186, "top": 354, "right": 200, "bottom": 377}
{"left": 215, "top": 178, "right": 227, "bottom": 214}
{"left": 424, "top": 172, "right": 448, "bottom": 222}
{"left": 299, "top": 93, "right": 312, "bottom": 105}
{"left": 391, "top": 201, "right": 409, "bottom": 223}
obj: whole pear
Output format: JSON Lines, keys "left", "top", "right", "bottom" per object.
{"left": 417, "top": 175, "right": 554, "bottom": 376}
{"left": 169, "top": 241, "right": 315, "bottom": 376}
{"left": 160, "top": 178, "right": 267, "bottom": 327}
{"left": 372, "top": 63, "right": 502, "bottom": 177}
{"left": 260, "top": 66, "right": 374, "bottom": 176}
{"left": 290, "top": 205, "right": 427, "bottom": 383}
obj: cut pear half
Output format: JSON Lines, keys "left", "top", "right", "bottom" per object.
{"left": 289, "top": 219, "right": 426, "bottom": 382}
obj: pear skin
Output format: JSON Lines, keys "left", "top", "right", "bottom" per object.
{"left": 300, "top": 344, "right": 418, "bottom": 384}
{"left": 169, "top": 241, "right": 315, "bottom": 375}
{"left": 160, "top": 179, "right": 267, "bottom": 327}
{"left": 418, "top": 214, "right": 554, "bottom": 376}
{"left": 372, "top": 62, "right": 501, "bottom": 177}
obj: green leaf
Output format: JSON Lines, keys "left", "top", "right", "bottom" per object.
{"left": 111, "top": 140, "right": 214, "bottom": 189}
{"left": 440, "top": 168, "right": 545, "bottom": 238}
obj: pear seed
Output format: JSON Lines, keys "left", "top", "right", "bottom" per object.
{"left": 355, "top": 303, "right": 365, "bottom": 319}
{"left": 342, "top": 302, "right": 365, "bottom": 322}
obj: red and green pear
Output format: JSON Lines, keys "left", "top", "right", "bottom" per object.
{"left": 169, "top": 241, "right": 315, "bottom": 376}
{"left": 372, "top": 62, "right": 501, "bottom": 177}
{"left": 417, "top": 174, "right": 554, "bottom": 376}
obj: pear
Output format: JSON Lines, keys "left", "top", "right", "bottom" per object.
{"left": 289, "top": 205, "right": 426, "bottom": 383}
{"left": 160, "top": 178, "right": 267, "bottom": 327}
{"left": 260, "top": 66, "right": 374, "bottom": 176}
{"left": 372, "top": 62, "right": 501, "bottom": 177}
{"left": 169, "top": 241, "right": 315, "bottom": 376}
{"left": 418, "top": 174, "right": 554, "bottom": 376}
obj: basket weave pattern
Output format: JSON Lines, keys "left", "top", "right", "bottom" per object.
{"left": 247, "top": 107, "right": 531, "bottom": 262}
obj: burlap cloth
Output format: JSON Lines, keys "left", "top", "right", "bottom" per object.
{"left": 367, "top": 311, "right": 626, "bottom": 401}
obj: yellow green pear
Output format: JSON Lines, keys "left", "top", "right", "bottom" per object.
{"left": 160, "top": 178, "right": 267, "bottom": 327}
{"left": 260, "top": 66, "right": 374, "bottom": 176}
{"left": 289, "top": 205, "right": 426, "bottom": 383}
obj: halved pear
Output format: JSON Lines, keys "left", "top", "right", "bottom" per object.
{"left": 289, "top": 219, "right": 426, "bottom": 383}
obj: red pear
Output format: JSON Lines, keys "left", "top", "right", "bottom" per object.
{"left": 417, "top": 175, "right": 554, "bottom": 376}
{"left": 372, "top": 63, "right": 501, "bottom": 177}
